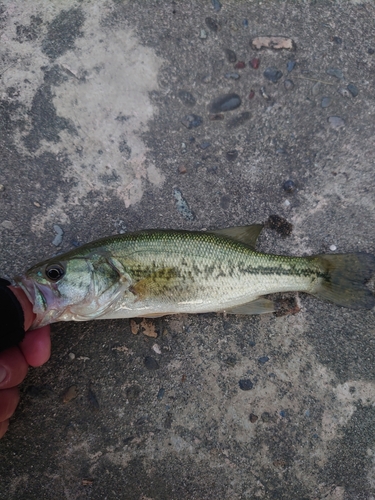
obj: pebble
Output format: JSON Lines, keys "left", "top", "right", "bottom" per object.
{"left": 259, "top": 87, "right": 271, "bottom": 100}
{"left": 1, "top": 220, "right": 13, "bottom": 229}
{"left": 328, "top": 116, "right": 345, "bottom": 129}
{"left": 178, "top": 90, "right": 196, "bottom": 106}
{"left": 200, "top": 29, "right": 207, "bottom": 39}
{"left": 286, "top": 60, "right": 296, "bottom": 73}
{"left": 249, "top": 58, "right": 260, "bottom": 69}
{"left": 63, "top": 385, "right": 78, "bottom": 403}
{"left": 211, "top": 0, "right": 222, "bottom": 11}
{"left": 226, "top": 111, "right": 250, "bottom": 129}
{"left": 249, "top": 413, "right": 258, "bottom": 423}
{"left": 224, "top": 49, "right": 237, "bottom": 63}
{"left": 312, "top": 82, "right": 321, "bottom": 96}
{"left": 368, "top": 48, "right": 375, "bottom": 55}
{"left": 243, "top": 19, "right": 249, "bottom": 28}
{"left": 284, "top": 79, "right": 294, "bottom": 90}
{"left": 234, "top": 61, "right": 245, "bottom": 69}
{"left": 200, "top": 141, "right": 211, "bottom": 150}
{"left": 88, "top": 387, "right": 99, "bottom": 410}
{"left": 226, "top": 150, "right": 238, "bottom": 161}
{"left": 205, "top": 17, "right": 218, "bottom": 32}
{"left": 224, "top": 72, "right": 240, "bottom": 80}
{"left": 329, "top": 244, "right": 337, "bottom": 251}
{"left": 173, "top": 188, "right": 195, "bottom": 220}
{"left": 68, "top": 352, "right": 75, "bottom": 360}
{"left": 152, "top": 344, "right": 161, "bottom": 354}
{"left": 157, "top": 388, "right": 165, "bottom": 400}
{"left": 0, "top": 184, "right": 4, "bottom": 192}
{"left": 209, "top": 113, "right": 224, "bottom": 121}
{"left": 239, "top": 379, "right": 254, "bottom": 391}
{"left": 347, "top": 83, "right": 359, "bottom": 97}
{"left": 52, "top": 224, "right": 64, "bottom": 246}
{"left": 258, "top": 356, "right": 269, "bottom": 365}
{"left": 209, "top": 93, "right": 241, "bottom": 113}
{"left": 321, "top": 96, "right": 332, "bottom": 108}
{"left": 33, "top": 201, "right": 41, "bottom": 207}
{"left": 179, "top": 165, "right": 187, "bottom": 174}
{"left": 283, "top": 200, "right": 291, "bottom": 208}
{"left": 326, "top": 68, "right": 343, "bottom": 80}
{"left": 283, "top": 180, "right": 296, "bottom": 193}
{"left": 264, "top": 67, "right": 283, "bottom": 83}
{"left": 338, "top": 87, "right": 350, "bottom": 98}
{"left": 332, "top": 36, "right": 342, "bottom": 44}
{"left": 181, "top": 114, "right": 202, "bottom": 129}
{"left": 248, "top": 90, "right": 255, "bottom": 100}
{"left": 144, "top": 356, "right": 160, "bottom": 370}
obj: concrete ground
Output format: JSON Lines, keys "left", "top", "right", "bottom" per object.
{"left": 1, "top": 1, "right": 375, "bottom": 498}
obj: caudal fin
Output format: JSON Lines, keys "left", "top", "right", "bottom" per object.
{"left": 310, "top": 252, "right": 375, "bottom": 310}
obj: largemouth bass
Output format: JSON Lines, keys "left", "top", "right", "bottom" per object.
{"left": 15, "top": 225, "right": 375, "bottom": 329}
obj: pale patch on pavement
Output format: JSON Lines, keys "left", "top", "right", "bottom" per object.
{"left": 0, "top": 2, "right": 164, "bottom": 233}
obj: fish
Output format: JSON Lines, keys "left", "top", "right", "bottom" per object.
{"left": 15, "top": 225, "right": 375, "bottom": 329}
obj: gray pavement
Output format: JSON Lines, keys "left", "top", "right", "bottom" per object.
{"left": 1, "top": 1, "right": 375, "bottom": 498}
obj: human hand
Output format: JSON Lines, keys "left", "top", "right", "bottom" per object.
{"left": 0, "top": 287, "right": 50, "bottom": 438}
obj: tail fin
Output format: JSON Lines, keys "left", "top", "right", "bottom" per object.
{"left": 309, "top": 253, "right": 375, "bottom": 310}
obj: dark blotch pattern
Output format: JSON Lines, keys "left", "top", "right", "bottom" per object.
{"left": 42, "top": 8, "right": 85, "bottom": 60}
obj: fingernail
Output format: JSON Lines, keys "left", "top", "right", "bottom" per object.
{"left": 0, "top": 366, "right": 7, "bottom": 384}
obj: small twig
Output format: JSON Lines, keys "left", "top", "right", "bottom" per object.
{"left": 296, "top": 76, "right": 336, "bottom": 86}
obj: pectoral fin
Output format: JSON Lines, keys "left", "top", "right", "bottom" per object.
{"left": 225, "top": 297, "right": 275, "bottom": 315}
{"left": 211, "top": 224, "right": 263, "bottom": 250}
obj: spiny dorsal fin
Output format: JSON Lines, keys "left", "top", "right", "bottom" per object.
{"left": 210, "top": 224, "right": 263, "bottom": 250}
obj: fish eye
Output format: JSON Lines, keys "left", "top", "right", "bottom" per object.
{"left": 45, "top": 263, "right": 65, "bottom": 282}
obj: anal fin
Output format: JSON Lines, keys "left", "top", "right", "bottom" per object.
{"left": 224, "top": 297, "right": 275, "bottom": 315}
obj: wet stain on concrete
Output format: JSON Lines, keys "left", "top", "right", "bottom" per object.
{"left": 41, "top": 8, "right": 85, "bottom": 60}
{"left": 24, "top": 82, "right": 77, "bottom": 152}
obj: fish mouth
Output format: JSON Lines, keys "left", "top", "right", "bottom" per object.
{"left": 15, "top": 276, "right": 61, "bottom": 329}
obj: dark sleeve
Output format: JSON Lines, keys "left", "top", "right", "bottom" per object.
{"left": 0, "top": 278, "right": 26, "bottom": 352}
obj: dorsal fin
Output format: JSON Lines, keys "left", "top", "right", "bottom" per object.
{"left": 210, "top": 224, "right": 263, "bottom": 250}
